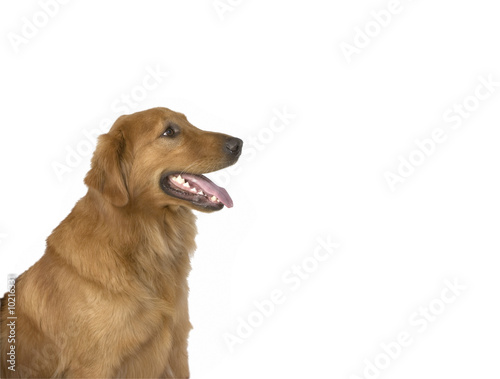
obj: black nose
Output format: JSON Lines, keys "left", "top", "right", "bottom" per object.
{"left": 224, "top": 137, "right": 243, "bottom": 156}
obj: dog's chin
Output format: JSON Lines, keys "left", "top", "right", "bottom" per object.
{"left": 160, "top": 172, "right": 232, "bottom": 212}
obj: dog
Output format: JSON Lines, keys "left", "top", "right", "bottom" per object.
{"left": 0, "top": 107, "right": 242, "bottom": 378}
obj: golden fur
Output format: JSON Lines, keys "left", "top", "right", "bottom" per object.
{"left": 0, "top": 108, "right": 241, "bottom": 378}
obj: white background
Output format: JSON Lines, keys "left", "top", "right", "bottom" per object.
{"left": 1, "top": 1, "right": 499, "bottom": 378}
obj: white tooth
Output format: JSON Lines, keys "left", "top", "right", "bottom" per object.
{"left": 183, "top": 182, "right": 190, "bottom": 188}
{"left": 198, "top": 191, "right": 204, "bottom": 195}
{"left": 190, "top": 188, "right": 197, "bottom": 193}
{"left": 211, "top": 196, "right": 217, "bottom": 202}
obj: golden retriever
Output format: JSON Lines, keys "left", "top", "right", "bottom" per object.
{"left": 0, "top": 107, "right": 242, "bottom": 378}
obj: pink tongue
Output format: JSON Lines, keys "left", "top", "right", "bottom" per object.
{"left": 182, "top": 174, "right": 233, "bottom": 208}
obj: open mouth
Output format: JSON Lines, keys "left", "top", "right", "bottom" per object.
{"left": 161, "top": 172, "right": 233, "bottom": 210}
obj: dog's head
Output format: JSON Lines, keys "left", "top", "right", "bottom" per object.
{"left": 84, "top": 107, "right": 242, "bottom": 212}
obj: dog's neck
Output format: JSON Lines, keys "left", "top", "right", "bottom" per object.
{"left": 47, "top": 189, "right": 198, "bottom": 293}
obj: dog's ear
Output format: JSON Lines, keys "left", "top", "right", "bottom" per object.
{"left": 84, "top": 131, "right": 129, "bottom": 207}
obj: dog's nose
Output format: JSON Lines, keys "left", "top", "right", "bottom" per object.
{"left": 224, "top": 137, "right": 243, "bottom": 156}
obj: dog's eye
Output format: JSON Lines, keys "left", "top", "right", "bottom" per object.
{"left": 163, "top": 126, "right": 177, "bottom": 138}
